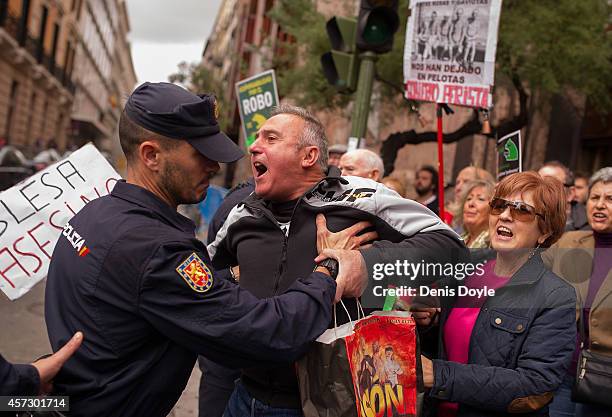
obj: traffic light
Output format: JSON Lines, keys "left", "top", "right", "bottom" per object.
{"left": 320, "top": 17, "right": 359, "bottom": 93}
{"left": 356, "top": 0, "right": 400, "bottom": 53}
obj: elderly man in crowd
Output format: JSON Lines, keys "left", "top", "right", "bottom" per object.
{"left": 339, "top": 148, "right": 385, "bottom": 182}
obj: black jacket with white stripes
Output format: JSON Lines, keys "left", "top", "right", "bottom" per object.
{"left": 208, "top": 167, "right": 466, "bottom": 408}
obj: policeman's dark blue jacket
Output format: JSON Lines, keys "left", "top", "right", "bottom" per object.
{"left": 0, "top": 354, "right": 39, "bottom": 395}
{"left": 45, "top": 180, "right": 336, "bottom": 417}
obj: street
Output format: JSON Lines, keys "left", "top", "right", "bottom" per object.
{"left": 0, "top": 280, "right": 201, "bottom": 417}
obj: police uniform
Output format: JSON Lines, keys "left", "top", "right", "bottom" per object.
{"left": 44, "top": 82, "right": 337, "bottom": 417}
{"left": 0, "top": 354, "right": 39, "bottom": 395}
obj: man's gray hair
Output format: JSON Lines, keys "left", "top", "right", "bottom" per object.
{"left": 589, "top": 167, "right": 612, "bottom": 191}
{"left": 271, "top": 104, "right": 328, "bottom": 171}
{"left": 541, "top": 160, "right": 574, "bottom": 185}
{"left": 344, "top": 149, "right": 385, "bottom": 180}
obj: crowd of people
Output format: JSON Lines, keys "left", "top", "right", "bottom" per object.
{"left": 329, "top": 143, "right": 611, "bottom": 417}
{"left": 1, "top": 82, "right": 610, "bottom": 417}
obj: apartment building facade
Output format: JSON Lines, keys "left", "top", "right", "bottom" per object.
{"left": 0, "top": 0, "right": 136, "bottom": 161}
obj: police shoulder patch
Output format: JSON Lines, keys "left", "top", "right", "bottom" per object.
{"left": 176, "top": 252, "right": 214, "bottom": 293}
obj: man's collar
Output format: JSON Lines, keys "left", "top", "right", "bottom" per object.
{"left": 420, "top": 194, "right": 437, "bottom": 206}
{"left": 111, "top": 180, "right": 196, "bottom": 234}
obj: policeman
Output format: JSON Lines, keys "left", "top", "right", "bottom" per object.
{"left": 44, "top": 82, "right": 366, "bottom": 417}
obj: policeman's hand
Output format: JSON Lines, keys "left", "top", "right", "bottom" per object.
{"left": 32, "top": 332, "right": 83, "bottom": 395}
{"left": 315, "top": 249, "right": 367, "bottom": 303}
{"left": 316, "top": 214, "right": 378, "bottom": 253}
{"left": 410, "top": 307, "right": 440, "bottom": 327}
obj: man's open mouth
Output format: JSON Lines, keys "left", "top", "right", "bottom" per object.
{"left": 253, "top": 161, "right": 268, "bottom": 178}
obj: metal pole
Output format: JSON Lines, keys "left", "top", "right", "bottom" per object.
{"left": 437, "top": 104, "right": 446, "bottom": 221}
{"left": 350, "top": 51, "right": 378, "bottom": 145}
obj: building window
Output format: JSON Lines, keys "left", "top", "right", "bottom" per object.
{"left": 18, "top": 0, "right": 31, "bottom": 46}
{"left": 36, "top": 5, "right": 48, "bottom": 63}
{"left": 51, "top": 22, "right": 60, "bottom": 69}
{"left": 0, "top": 0, "right": 8, "bottom": 27}
{"left": 40, "top": 98, "right": 48, "bottom": 138}
{"left": 4, "top": 81, "right": 19, "bottom": 143}
{"left": 25, "top": 92, "right": 37, "bottom": 144}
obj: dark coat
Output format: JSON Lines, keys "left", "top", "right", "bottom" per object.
{"left": 0, "top": 354, "right": 39, "bottom": 395}
{"left": 425, "top": 254, "right": 577, "bottom": 417}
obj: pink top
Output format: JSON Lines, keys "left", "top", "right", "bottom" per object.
{"left": 438, "top": 260, "right": 511, "bottom": 417}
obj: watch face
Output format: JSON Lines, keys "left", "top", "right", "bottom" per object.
{"left": 322, "top": 258, "right": 339, "bottom": 279}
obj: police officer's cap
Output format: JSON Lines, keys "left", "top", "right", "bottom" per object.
{"left": 125, "top": 82, "right": 243, "bottom": 163}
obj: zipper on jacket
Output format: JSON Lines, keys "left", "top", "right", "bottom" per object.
{"left": 272, "top": 197, "right": 304, "bottom": 295}
{"left": 273, "top": 234, "right": 288, "bottom": 295}
{"left": 579, "top": 357, "right": 587, "bottom": 379}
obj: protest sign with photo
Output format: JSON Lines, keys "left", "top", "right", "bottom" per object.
{"left": 403, "top": 0, "right": 502, "bottom": 108}
{"left": 236, "top": 69, "right": 280, "bottom": 148}
{"left": 0, "top": 143, "right": 121, "bottom": 300}
{"left": 497, "top": 130, "right": 522, "bottom": 180}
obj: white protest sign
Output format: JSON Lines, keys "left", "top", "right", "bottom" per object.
{"left": 0, "top": 143, "right": 121, "bottom": 300}
{"left": 403, "top": 0, "right": 502, "bottom": 108}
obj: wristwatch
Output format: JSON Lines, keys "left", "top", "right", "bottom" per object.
{"left": 315, "top": 258, "right": 339, "bottom": 279}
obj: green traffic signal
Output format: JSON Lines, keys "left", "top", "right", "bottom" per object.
{"left": 361, "top": 8, "right": 398, "bottom": 45}
{"left": 356, "top": 0, "right": 399, "bottom": 53}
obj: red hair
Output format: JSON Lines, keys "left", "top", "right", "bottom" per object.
{"left": 492, "top": 171, "right": 566, "bottom": 248}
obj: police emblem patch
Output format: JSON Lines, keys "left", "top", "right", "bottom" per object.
{"left": 176, "top": 253, "right": 214, "bottom": 293}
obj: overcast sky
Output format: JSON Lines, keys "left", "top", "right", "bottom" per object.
{"left": 125, "top": 0, "right": 223, "bottom": 85}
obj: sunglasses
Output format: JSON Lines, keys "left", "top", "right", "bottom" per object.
{"left": 489, "top": 198, "right": 545, "bottom": 221}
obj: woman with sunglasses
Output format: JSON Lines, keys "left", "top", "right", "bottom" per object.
{"left": 543, "top": 167, "right": 612, "bottom": 417}
{"left": 416, "top": 172, "right": 576, "bottom": 417}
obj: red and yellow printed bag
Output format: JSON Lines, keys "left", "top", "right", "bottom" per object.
{"left": 298, "top": 309, "right": 422, "bottom": 417}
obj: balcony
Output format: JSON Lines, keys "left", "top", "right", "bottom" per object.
{"left": 0, "top": 8, "right": 75, "bottom": 96}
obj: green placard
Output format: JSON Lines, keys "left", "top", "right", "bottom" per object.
{"left": 235, "top": 69, "right": 280, "bottom": 148}
{"left": 497, "top": 130, "right": 522, "bottom": 180}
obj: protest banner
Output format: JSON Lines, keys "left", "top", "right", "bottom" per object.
{"left": 236, "top": 69, "right": 280, "bottom": 148}
{"left": 403, "top": 0, "right": 502, "bottom": 108}
{"left": 497, "top": 130, "right": 522, "bottom": 180}
{"left": 0, "top": 143, "right": 121, "bottom": 300}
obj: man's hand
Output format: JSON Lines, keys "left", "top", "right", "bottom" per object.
{"left": 315, "top": 248, "right": 367, "bottom": 303}
{"left": 32, "top": 332, "right": 83, "bottom": 395}
{"left": 410, "top": 307, "right": 441, "bottom": 327}
{"left": 316, "top": 214, "right": 378, "bottom": 253}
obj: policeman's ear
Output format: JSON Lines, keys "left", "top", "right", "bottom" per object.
{"left": 138, "top": 140, "right": 164, "bottom": 172}
{"left": 301, "top": 146, "right": 320, "bottom": 169}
